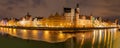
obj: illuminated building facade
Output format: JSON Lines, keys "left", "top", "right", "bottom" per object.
{"left": 40, "top": 13, "right": 67, "bottom": 27}
{"left": 64, "top": 8, "right": 74, "bottom": 25}
{"left": 0, "top": 4, "right": 118, "bottom": 27}
{"left": 18, "top": 12, "right": 33, "bottom": 27}
{"left": 63, "top": 4, "right": 93, "bottom": 27}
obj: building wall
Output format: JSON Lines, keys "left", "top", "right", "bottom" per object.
{"left": 77, "top": 19, "right": 93, "bottom": 27}
{"left": 64, "top": 9, "right": 75, "bottom": 24}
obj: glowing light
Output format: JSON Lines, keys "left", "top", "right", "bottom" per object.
{"left": 9, "top": 28, "right": 12, "bottom": 35}
{"left": 107, "top": 30, "right": 110, "bottom": 47}
{"left": 32, "top": 30, "right": 38, "bottom": 39}
{"left": 21, "top": 29, "right": 28, "bottom": 39}
{"left": 44, "top": 30, "right": 50, "bottom": 40}
{"left": 81, "top": 34, "right": 85, "bottom": 46}
{"left": 58, "top": 31, "right": 64, "bottom": 39}
{"left": 110, "top": 32, "right": 113, "bottom": 48}
{"left": 104, "top": 30, "right": 107, "bottom": 46}
{"left": 13, "top": 29, "right": 17, "bottom": 36}
{"left": 32, "top": 30, "right": 38, "bottom": 35}
{"left": 22, "top": 29, "right": 27, "bottom": 32}
{"left": 92, "top": 30, "right": 96, "bottom": 45}
{"left": 19, "top": 21, "right": 26, "bottom": 26}
{"left": 44, "top": 30, "right": 49, "bottom": 35}
{"left": 99, "top": 30, "right": 102, "bottom": 44}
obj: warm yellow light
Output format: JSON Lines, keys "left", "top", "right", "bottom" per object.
{"left": 92, "top": 30, "right": 96, "bottom": 45}
{"left": 104, "top": 30, "right": 107, "bottom": 46}
{"left": 13, "top": 29, "right": 17, "bottom": 36}
{"left": 32, "top": 30, "right": 38, "bottom": 40}
{"left": 8, "top": 28, "right": 13, "bottom": 35}
{"left": 81, "top": 34, "right": 85, "bottom": 46}
{"left": 44, "top": 30, "right": 49, "bottom": 35}
{"left": 99, "top": 30, "right": 102, "bottom": 44}
{"left": 58, "top": 31, "right": 64, "bottom": 39}
{"left": 21, "top": 29, "right": 28, "bottom": 39}
{"left": 43, "top": 30, "right": 50, "bottom": 41}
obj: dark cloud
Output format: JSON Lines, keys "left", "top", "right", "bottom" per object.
{"left": 0, "top": 0, "right": 119, "bottom": 19}
{"left": 7, "top": 6, "right": 13, "bottom": 10}
{"left": 32, "top": 0, "right": 46, "bottom": 8}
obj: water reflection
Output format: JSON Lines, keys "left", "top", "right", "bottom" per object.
{"left": 21, "top": 29, "right": 28, "bottom": 39}
{"left": 65, "top": 29, "right": 116, "bottom": 48}
{"left": 32, "top": 30, "right": 38, "bottom": 40}
{"left": 0, "top": 28, "right": 117, "bottom": 48}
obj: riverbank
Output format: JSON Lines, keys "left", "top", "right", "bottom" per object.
{"left": 0, "top": 26, "right": 117, "bottom": 30}
{"left": 0, "top": 34, "right": 66, "bottom": 48}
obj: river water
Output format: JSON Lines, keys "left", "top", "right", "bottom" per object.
{"left": 0, "top": 27, "right": 119, "bottom": 48}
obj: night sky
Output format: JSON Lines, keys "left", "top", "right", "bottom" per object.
{"left": 0, "top": 0, "right": 120, "bottom": 19}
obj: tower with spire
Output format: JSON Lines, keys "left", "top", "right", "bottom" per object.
{"left": 25, "top": 12, "right": 32, "bottom": 21}
{"left": 64, "top": 7, "right": 75, "bottom": 26}
{"left": 74, "top": 3, "right": 80, "bottom": 27}
{"left": 63, "top": 3, "right": 80, "bottom": 27}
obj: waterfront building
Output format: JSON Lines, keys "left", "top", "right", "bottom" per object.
{"left": 77, "top": 15, "right": 93, "bottom": 27}
{"left": 0, "top": 18, "right": 9, "bottom": 26}
{"left": 17, "top": 12, "right": 33, "bottom": 27}
{"left": 40, "top": 13, "right": 67, "bottom": 27}
{"left": 63, "top": 4, "right": 94, "bottom": 27}
{"left": 0, "top": 4, "right": 118, "bottom": 28}
{"left": 7, "top": 18, "right": 16, "bottom": 26}
{"left": 17, "top": 13, "right": 44, "bottom": 27}
{"left": 0, "top": 20, "right": 7, "bottom": 26}
{"left": 33, "top": 17, "right": 43, "bottom": 27}
{"left": 64, "top": 8, "right": 74, "bottom": 25}
{"left": 39, "top": 4, "right": 107, "bottom": 27}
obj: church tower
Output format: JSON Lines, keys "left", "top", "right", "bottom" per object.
{"left": 76, "top": 3, "right": 80, "bottom": 21}
{"left": 25, "top": 12, "right": 32, "bottom": 21}
{"left": 74, "top": 3, "right": 80, "bottom": 27}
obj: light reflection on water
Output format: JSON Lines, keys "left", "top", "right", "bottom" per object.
{"left": 0, "top": 27, "right": 117, "bottom": 48}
